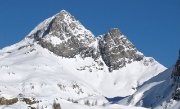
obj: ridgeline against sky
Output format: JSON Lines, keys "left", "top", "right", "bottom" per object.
{"left": 0, "top": 0, "right": 180, "bottom": 67}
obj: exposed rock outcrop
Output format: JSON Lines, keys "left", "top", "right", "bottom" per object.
{"left": 28, "top": 10, "right": 98, "bottom": 59}
{"left": 172, "top": 50, "right": 180, "bottom": 100}
{"left": 98, "top": 28, "right": 144, "bottom": 71}
{"left": 0, "top": 97, "right": 18, "bottom": 105}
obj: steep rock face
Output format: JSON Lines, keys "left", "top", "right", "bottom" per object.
{"left": 98, "top": 28, "right": 144, "bottom": 71}
{"left": 171, "top": 50, "right": 180, "bottom": 100}
{"left": 27, "top": 10, "right": 99, "bottom": 59}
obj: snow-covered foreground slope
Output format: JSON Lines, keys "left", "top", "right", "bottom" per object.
{"left": 118, "top": 52, "right": 180, "bottom": 109}
{"left": 1, "top": 99, "right": 147, "bottom": 109}
{"left": 0, "top": 10, "right": 167, "bottom": 108}
{"left": 118, "top": 66, "right": 180, "bottom": 109}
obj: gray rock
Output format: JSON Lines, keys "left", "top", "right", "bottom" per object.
{"left": 98, "top": 28, "right": 144, "bottom": 71}
{"left": 29, "top": 10, "right": 99, "bottom": 59}
{"left": 172, "top": 50, "right": 180, "bottom": 100}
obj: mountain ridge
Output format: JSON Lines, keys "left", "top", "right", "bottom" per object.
{"left": 25, "top": 10, "right": 145, "bottom": 71}
{"left": 0, "top": 10, "right": 167, "bottom": 109}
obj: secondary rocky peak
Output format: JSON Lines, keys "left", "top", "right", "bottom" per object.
{"left": 99, "top": 28, "right": 144, "bottom": 71}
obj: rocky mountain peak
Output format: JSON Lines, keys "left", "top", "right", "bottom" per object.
{"left": 27, "top": 10, "right": 97, "bottom": 58}
{"left": 99, "top": 28, "right": 144, "bottom": 71}
{"left": 26, "top": 10, "right": 145, "bottom": 71}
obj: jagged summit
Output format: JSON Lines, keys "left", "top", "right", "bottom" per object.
{"left": 56, "top": 9, "right": 75, "bottom": 21}
{"left": 59, "top": 9, "right": 71, "bottom": 15}
{"left": 27, "top": 9, "right": 93, "bottom": 40}
{"left": 27, "top": 9, "right": 73, "bottom": 37}
{"left": 99, "top": 28, "right": 144, "bottom": 71}
{"left": 26, "top": 9, "right": 97, "bottom": 58}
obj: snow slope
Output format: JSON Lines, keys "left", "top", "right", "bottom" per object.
{"left": 118, "top": 66, "right": 180, "bottom": 109}
{"left": 0, "top": 10, "right": 167, "bottom": 109}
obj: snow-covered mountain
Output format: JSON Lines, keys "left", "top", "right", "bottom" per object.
{"left": 0, "top": 10, "right": 167, "bottom": 109}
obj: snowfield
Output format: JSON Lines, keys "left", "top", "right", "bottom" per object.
{"left": 0, "top": 37, "right": 165, "bottom": 109}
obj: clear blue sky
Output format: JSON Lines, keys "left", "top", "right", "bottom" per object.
{"left": 0, "top": 0, "right": 180, "bottom": 68}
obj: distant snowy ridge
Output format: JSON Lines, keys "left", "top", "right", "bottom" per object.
{"left": 0, "top": 10, "right": 167, "bottom": 109}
